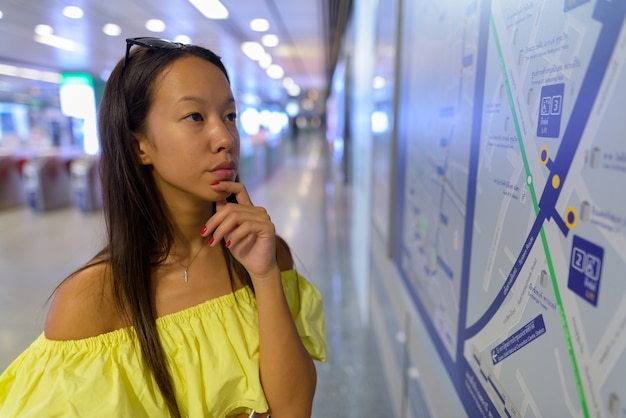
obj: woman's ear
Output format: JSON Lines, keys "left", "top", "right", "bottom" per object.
{"left": 134, "top": 134, "right": 153, "bottom": 165}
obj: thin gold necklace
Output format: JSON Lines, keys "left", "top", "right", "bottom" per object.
{"left": 170, "top": 243, "right": 205, "bottom": 283}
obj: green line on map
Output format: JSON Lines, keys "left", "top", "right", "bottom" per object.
{"left": 489, "top": 15, "right": 589, "bottom": 418}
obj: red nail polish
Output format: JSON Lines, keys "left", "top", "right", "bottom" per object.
{"left": 208, "top": 236, "right": 214, "bottom": 246}
{"left": 225, "top": 240, "right": 231, "bottom": 248}
{"left": 200, "top": 226, "right": 207, "bottom": 235}
{"left": 211, "top": 181, "right": 220, "bottom": 186}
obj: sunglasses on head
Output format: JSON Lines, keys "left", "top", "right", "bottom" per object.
{"left": 124, "top": 37, "right": 185, "bottom": 69}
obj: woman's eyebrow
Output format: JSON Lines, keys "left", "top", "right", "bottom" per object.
{"left": 177, "top": 96, "right": 236, "bottom": 107}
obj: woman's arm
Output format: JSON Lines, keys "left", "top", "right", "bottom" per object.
{"left": 255, "top": 236, "right": 317, "bottom": 417}
{"left": 203, "top": 182, "right": 317, "bottom": 417}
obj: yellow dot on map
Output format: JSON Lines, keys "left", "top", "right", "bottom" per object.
{"left": 552, "top": 174, "right": 560, "bottom": 189}
{"left": 564, "top": 207, "right": 578, "bottom": 229}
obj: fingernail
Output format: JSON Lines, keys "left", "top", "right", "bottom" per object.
{"left": 211, "top": 182, "right": 220, "bottom": 186}
{"left": 225, "top": 240, "right": 231, "bottom": 248}
{"left": 208, "top": 236, "right": 214, "bottom": 246}
{"left": 200, "top": 226, "right": 207, "bottom": 235}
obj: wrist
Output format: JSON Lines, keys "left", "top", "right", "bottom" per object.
{"left": 249, "top": 266, "right": 283, "bottom": 290}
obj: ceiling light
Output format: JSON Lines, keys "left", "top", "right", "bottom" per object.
{"left": 0, "top": 10, "right": 4, "bottom": 19}
{"left": 261, "top": 34, "right": 279, "bottom": 47}
{"left": 0, "top": 63, "right": 61, "bottom": 83}
{"left": 266, "top": 64, "right": 284, "bottom": 79}
{"left": 102, "top": 23, "right": 122, "bottom": 36}
{"left": 33, "top": 24, "right": 82, "bottom": 52}
{"left": 287, "top": 84, "right": 301, "bottom": 97}
{"left": 250, "top": 18, "right": 269, "bottom": 32}
{"left": 241, "top": 42, "right": 265, "bottom": 61}
{"left": 282, "top": 77, "right": 294, "bottom": 89}
{"left": 34, "top": 33, "right": 82, "bottom": 52}
{"left": 34, "top": 24, "right": 53, "bottom": 36}
{"left": 63, "top": 6, "right": 84, "bottom": 19}
{"left": 174, "top": 35, "right": 192, "bottom": 44}
{"left": 188, "top": 0, "right": 229, "bottom": 19}
{"left": 258, "top": 53, "right": 272, "bottom": 69}
{"left": 373, "top": 76, "right": 386, "bottom": 89}
{"left": 145, "top": 19, "right": 166, "bottom": 32}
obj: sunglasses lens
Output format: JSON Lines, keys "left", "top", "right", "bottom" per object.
{"left": 130, "top": 37, "right": 182, "bottom": 49}
{"left": 123, "top": 37, "right": 184, "bottom": 70}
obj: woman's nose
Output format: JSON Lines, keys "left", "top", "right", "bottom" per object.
{"left": 209, "top": 122, "right": 236, "bottom": 153}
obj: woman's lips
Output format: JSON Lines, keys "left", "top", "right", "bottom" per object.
{"left": 210, "top": 161, "right": 237, "bottom": 181}
{"left": 212, "top": 168, "right": 236, "bottom": 181}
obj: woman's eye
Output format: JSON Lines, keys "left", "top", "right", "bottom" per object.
{"left": 185, "top": 113, "right": 203, "bottom": 122}
{"left": 226, "top": 113, "right": 237, "bottom": 122}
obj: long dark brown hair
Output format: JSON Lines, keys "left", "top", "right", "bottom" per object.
{"left": 96, "top": 43, "right": 252, "bottom": 418}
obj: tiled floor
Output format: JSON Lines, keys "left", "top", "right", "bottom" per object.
{"left": 0, "top": 132, "right": 393, "bottom": 417}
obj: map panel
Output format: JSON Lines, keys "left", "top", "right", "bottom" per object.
{"left": 396, "top": 0, "right": 484, "bottom": 365}
{"left": 395, "top": 0, "right": 626, "bottom": 416}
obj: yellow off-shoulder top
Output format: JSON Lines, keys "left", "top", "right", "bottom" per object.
{"left": 0, "top": 270, "right": 327, "bottom": 418}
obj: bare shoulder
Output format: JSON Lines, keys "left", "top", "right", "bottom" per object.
{"left": 44, "top": 262, "right": 121, "bottom": 340}
{"left": 275, "top": 235, "right": 295, "bottom": 271}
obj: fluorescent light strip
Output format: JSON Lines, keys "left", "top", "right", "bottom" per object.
{"left": 250, "top": 18, "right": 269, "bottom": 32}
{"left": 188, "top": 0, "right": 229, "bottom": 19}
{"left": 34, "top": 33, "right": 82, "bottom": 52}
{"left": 241, "top": 42, "right": 265, "bottom": 61}
{"left": 0, "top": 63, "right": 61, "bottom": 83}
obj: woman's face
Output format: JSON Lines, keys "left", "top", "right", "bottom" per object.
{"left": 135, "top": 55, "right": 240, "bottom": 204}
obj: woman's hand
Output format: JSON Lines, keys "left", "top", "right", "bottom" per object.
{"left": 202, "top": 181, "right": 278, "bottom": 279}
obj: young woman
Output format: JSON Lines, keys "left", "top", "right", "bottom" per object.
{"left": 0, "top": 37, "right": 327, "bottom": 418}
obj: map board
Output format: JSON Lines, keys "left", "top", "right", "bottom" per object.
{"left": 394, "top": 0, "right": 626, "bottom": 416}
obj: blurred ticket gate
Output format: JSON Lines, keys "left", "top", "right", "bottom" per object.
{"left": 22, "top": 156, "right": 72, "bottom": 212}
{"left": 0, "top": 154, "right": 25, "bottom": 209}
{"left": 70, "top": 156, "right": 101, "bottom": 212}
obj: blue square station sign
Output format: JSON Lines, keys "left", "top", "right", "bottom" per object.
{"left": 537, "top": 83, "right": 565, "bottom": 138}
{"left": 568, "top": 235, "right": 604, "bottom": 307}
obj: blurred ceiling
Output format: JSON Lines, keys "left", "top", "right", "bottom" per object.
{"left": 0, "top": 0, "right": 352, "bottom": 107}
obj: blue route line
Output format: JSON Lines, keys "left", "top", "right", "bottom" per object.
{"left": 466, "top": 0, "right": 626, "bottom": 339}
